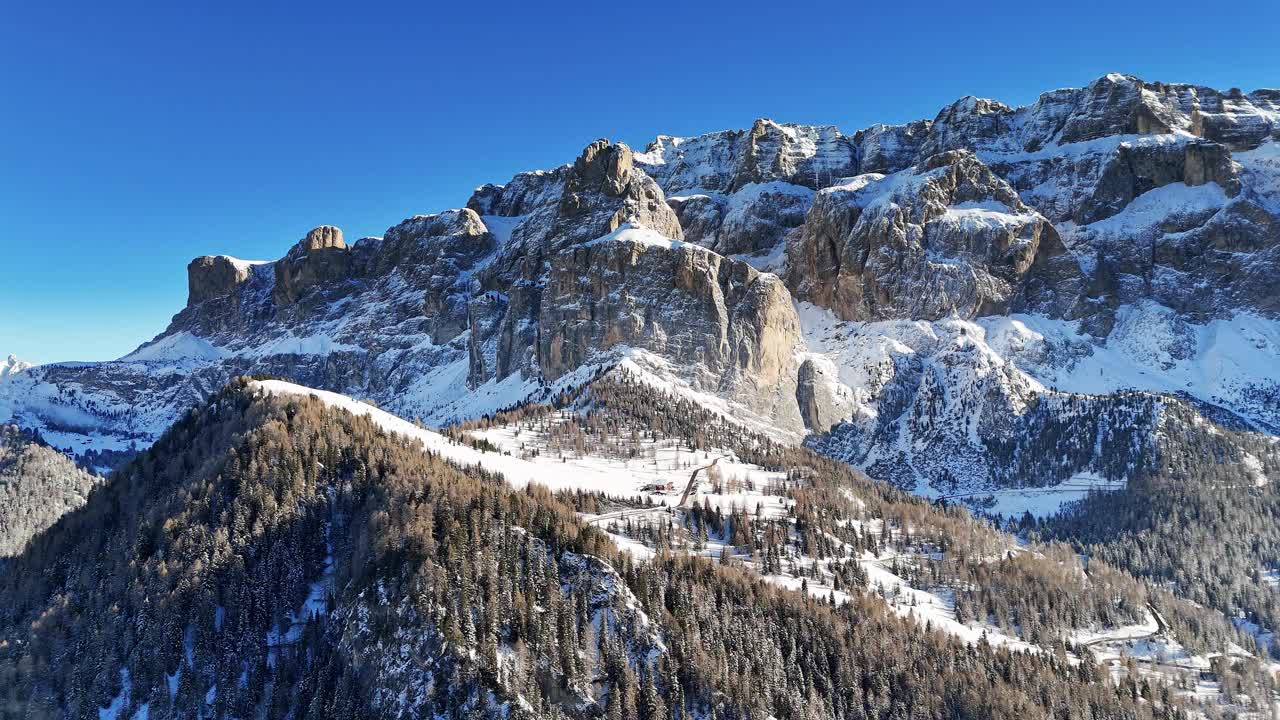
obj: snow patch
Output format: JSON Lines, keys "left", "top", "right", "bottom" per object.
{"left": 122, "top": 332, "right": 230, "bottom": 364}
{"left": 581, "top": 223, "right": 687, "bottom": 251}
{"left": 1085, "top": 182, "right": 1227, "bottom": 234}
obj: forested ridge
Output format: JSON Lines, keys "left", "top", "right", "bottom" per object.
{"left": 460, "top": 372, "right": 1276, "bottom": 707}
{"left": 0, "top": 424, "right": 101, "bottom": 558}
{"left": 1045, "top": 401, "right": 1280, "bottom": 650}
{"left": 0, "top": 378, "right": 1199, "bottom": 719}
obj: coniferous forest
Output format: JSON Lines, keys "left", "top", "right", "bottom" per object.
{"left": 0, "top": 379, "right": 1208, "bottom": 720}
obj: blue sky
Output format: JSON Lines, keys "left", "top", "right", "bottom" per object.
{"left": 3, "top": 1, "right": 1277, "bottom": 365}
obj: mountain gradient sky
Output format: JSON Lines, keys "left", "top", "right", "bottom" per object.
{"left": 3, "top": 0, "right": 1278, "bottom": 364}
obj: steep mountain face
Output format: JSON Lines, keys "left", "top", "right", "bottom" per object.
{"left": 0, "top": 425, "right": 100, "bottom": 557}
{"left": 539, "top": 226, "right": 803, "bottom": 428}
{"left": 639, "top": 75, "right": 1280, "bottom": 326}
{"left": 0, "top": 137, "right": 806, "bottom": 454}
{"left": 784, "top": 149, "right": 1084, "bottom": 323}
{"left": 633, "top": 73, "right": 1280, "bottom": 500}
{"left": 0, "top": 73, "right": 1276, "bottom": 509}
{"left": 634, "top": 120, "right": 850, "bottom": 258}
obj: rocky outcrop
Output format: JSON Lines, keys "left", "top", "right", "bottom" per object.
{"left": 1154, "top": 198, "right": 1280, "bottom": 318}
{"left": 187, "top": 255, "right": 255, "bottom": 306}
{"left": 637, "top": 119, "right": 857, "bottom": 195}
{"left": 468, "top": 140, "right": 686, "bottom": 385}
{"left": 852, "top": 120, "right": 933, "bottom": 175}
{"left": 555, "top": 140, "right": 682, "bottom": 244}
{"left": 1070, "top": 186, "right": 1280, "bottom": 322}
{"left": 918, "top": 97, "right": 1018, "bottom": 158}
{"left": 1054, "top": 74, "right": 1280, "bottom": 150}
{"left": 667, "top": 194, "right": 724, "bottom": 249}
{"left": 273, "top": 225, "right": 351, "bottom": 305}
{"left": 1193, "top": 88, "right": 1280, "bottom": 150}
{"left": 468, "top": 169, "right": 565, "bottom": 217}
{"left": 786, "top": 150, "right": 1080, "bottom": 322}
{"left": 369, "top": 210, "right": 494, "bottom": 344}
{"left": 636, "top": 74, "right": 1277, "bottom": 326}
{"left": 538, "top": 226, "right": 804, "bottom": 431}
{"left": 795, "top": 357, "right": 846, "bottom": 433}
{"left": 1055, "top": 73, "right": 1182, "bottom": 143}
{"left": 668, "top": 182, "right": 814, "bottom": 257}
{"left": 909, "top": 74, "right": 1279, "bottom": 156}
{"left": 565, "top": 139, "right": 632, "bottom": 198}
{"left": 636, "top": 121, "right": 852, "bottom": 258}
{"left": 474, "top": 140, "right": 682, "bottom": 286}
{"left": 1079, "top": 139, "right": 1240, "bottom": 224}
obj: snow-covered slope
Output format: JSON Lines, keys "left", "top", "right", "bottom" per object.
{"left": 251, "top": 378, "right": 775, "bottom": 501}
{"left": 252, "top": 377, "right": 1270, "bottom": 715}
{"left": 798, "top": 300, "right": 1279, "bottom": 512}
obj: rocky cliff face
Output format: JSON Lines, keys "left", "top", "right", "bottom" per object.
{"left": 273, "top": 225, "right": 350, "bottom": 305}
{"left": 466, "top": 139, "right": 686, "bottom": 386}
{"left": 785, "top": 149, "right": 1083, "bottom": 322}
{"left": 187, "top": 255, "right": 257, "bottom": 305}
{"left": 539, "top": 225, "right": 803, "bottom": 427}
{"left": 2, "top": 74, "right": 1277, "bottom": 502}
{"left": 632, "top": 74, "right": 1280, "bottom": 326}
{"left": 635, "top": 120, "right": 846, "bottom": 259}
{"left": 637, "top": 119, "right": 857, "bottom": 196}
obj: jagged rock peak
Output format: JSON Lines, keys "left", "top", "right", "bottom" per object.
{"left": 274, "top": 225, "right": 352, "bottom": 305}
{"left": 555, "top": 138, "right": 683, "bottom": 242}
{"left": 384, "top": 208, "right": 488, "bottom": 242}
{"left": 966, "top": 72, "right": 1280, "bottom": 151}
{"left": 637, "top": 74, "right": 1280, "bottom": 198}
{"left": 636, "top": 119, "right": 857, "bottom": 195}
{"left": 300, "top": 224, "right": 345, "bottom": 252}
{"left": 570, "top": 138, "right": 633, "bottom": 197}
{"left": 186, "top": 255, "right": 261, "bottom": 306}
{"left": 466, "top": 168, "right": 565, "bottom": 218}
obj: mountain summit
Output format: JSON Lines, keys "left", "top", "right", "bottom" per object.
{"left": 1, "top": 71, "right": 1277, "bottom": 493}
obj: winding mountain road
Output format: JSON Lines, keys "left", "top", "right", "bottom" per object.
{"left": 678, "top": 456, "right": 725, "bottom": 507}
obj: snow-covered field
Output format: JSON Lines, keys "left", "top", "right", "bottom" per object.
{"left": 924, "top": 472, "right": 1125, "bottom": 519}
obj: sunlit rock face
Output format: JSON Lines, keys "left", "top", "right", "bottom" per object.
{"left": 3, "top": 73, "right": 1278, "bottom": 487}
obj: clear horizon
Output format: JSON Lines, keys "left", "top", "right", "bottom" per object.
{"left": 4, "top": 0, "right": 1279, "bottom": 365}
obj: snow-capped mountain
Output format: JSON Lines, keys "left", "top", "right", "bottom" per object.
{"left": 1, "top": 72, "right": 1277, "bottom": 507}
